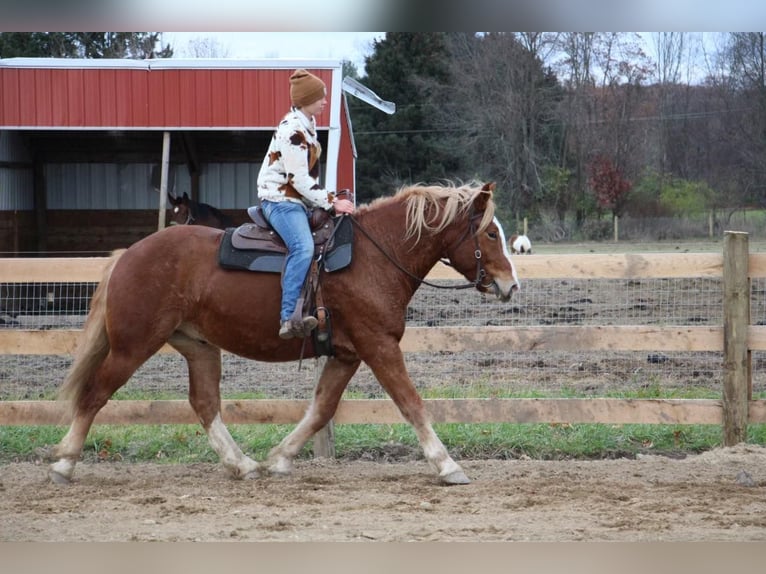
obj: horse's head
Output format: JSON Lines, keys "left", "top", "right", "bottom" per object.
{"left": 168, "top": 192, "right": 192, "bottom": 225}
{"left": 441, "top": 182, "right": 520, "bottom": 301}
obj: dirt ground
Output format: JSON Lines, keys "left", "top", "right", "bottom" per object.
{"left": 2, "top": 443, "right": 766, "bottom": 542}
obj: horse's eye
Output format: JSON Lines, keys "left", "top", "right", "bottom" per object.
{"left": 487, "top": 231, "right": 498, "bottom": 240}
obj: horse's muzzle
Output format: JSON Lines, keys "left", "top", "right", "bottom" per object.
{"left": 493, "top": 278, "right": 519, "bottom": 302}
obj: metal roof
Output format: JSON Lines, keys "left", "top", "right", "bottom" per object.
{"left": 0, "top": 58, "right": 343, "bottom": 130}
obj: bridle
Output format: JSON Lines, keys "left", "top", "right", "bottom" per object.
{"left": 173, "top": 205, "right": 194, "bottom": 225}
{"left": 347, "top": 210, "right": 492, "bottom": 291}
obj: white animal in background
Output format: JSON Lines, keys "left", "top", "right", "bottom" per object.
{"left": 510, "top": 234, "right": 532, "bottom": 255}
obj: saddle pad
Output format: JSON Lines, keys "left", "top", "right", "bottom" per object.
{"left": 218, "top": 216, "right": 354, "bottom": 274}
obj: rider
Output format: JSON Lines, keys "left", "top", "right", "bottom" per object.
{"left": 256, "top": 69, "right": 355, "bottom": 340}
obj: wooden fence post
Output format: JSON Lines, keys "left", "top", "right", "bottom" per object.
{"left": 722, "top": 231, "right": 751, "bottom": 445}
{"left": 311, "top": 357, "right": 336, "bottom": 458}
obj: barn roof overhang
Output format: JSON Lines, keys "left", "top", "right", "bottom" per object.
{"left": 0, "top": 57, "right": 345, "bottom": 130}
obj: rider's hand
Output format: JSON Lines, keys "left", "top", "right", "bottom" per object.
{"left": 332, "top": 198, "right": 355, "bottom": 214}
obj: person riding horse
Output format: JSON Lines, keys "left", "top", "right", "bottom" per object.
{"left": 254, "top": 69, "right": 354, "bottom": 340}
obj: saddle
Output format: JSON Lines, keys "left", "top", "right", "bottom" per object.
{"left": 217, "top": 206, "right": 354, "bottom": 357}
{"left": 218, "top": 206, "right": 353, "bottom": 273}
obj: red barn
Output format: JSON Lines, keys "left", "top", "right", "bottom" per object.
{"left": 0, "top": 58, "right": 388, "bottom": 254}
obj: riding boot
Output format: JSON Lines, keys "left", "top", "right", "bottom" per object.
{"left": 279, "top": 316, "right": 318, "bottom": 339}
{"left": 280, "top": 299, "right": 318, "bottom": 339}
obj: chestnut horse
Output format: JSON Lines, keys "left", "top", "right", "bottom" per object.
{"left": 50, "top": 181, "right": 519, "bottom": 486}
{"left": 168, "top": 192, "right": 233, "bottom": 229}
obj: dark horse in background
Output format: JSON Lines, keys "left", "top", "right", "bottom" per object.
{"left": 168, "top": 192, "right": 233, "bottom": 229}
{"left": 50, "top": 182, "right": 519, "bottom": 486}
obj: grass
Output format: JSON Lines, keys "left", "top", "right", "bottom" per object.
{"left": 3, "top": 417, "right": 766, "bottom": 466}
{"left": 3, "top": 383, "right": 765, "bottom": 464}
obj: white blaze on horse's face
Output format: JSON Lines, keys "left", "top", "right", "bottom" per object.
{"left": 169, "top": 205, "right": 182, "bottom": 225}
{"left": 493, "top": 216, "right": 521, "bottom": 294}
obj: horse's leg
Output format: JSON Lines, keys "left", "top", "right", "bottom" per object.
{"left": 169, "top": 333, "right": 260, "bottom": 479}
{"left": 363, "top": 343, "right": 470, "bottom": 485}
{"left": 267, "top": 356, "right": 360, "bottom": 475}
{"left": 50, "top": 350, "right": 147, "bottom": 484}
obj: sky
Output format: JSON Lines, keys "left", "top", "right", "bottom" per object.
{"left": 162, "top": 32, "right": 385, "bottom": 72}
{"left": 4, "top": 0, "right": 766, "bottom": 35}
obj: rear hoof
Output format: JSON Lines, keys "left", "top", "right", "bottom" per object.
{"left": 49, "top": 469, "right": 72, "bottom": 485}
{"left": 440, "top": 470, "right": 471, "bottom": 485}
{"left": 267, "top": 461, "right": 293, "bottom": 477}
{"left": 49, "top": 459, "right": 75, "bottom": 485}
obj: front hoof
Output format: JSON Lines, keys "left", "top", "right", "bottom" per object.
{"left": 230, "top": 459, "right": 261, "bottom": 480}
{"left": 440, "top": 470, "right": 471, "bottom": 485}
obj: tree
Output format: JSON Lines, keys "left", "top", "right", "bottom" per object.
{"left": 179, "top": 36, "right": 230, "bottom": 58}
{"left": 0, "top": 33, "right": 78, "bottom": 57}
{"left": 701, "top": 33, "right": 766, "bottom": 208}
{"left": 555, "top": 33, "right": 650, "bottom": 227}
{"left": 349, "top": 33, "right": 459, "bottom": 202}
{"left": 724, "top": 32, "right": 766, "bottom": 201}
{"left": 420, "top": 32, "right": 563, "bottom": 224}
{"left": 0, "top": 32, "right": 172, "bottom": 59}
{"left": 588, "top": 155, "right": 632, "bottom": 218}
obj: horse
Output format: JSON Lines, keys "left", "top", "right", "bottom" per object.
{"left": 168, "top": 192, "right": 233, "bottom": 229}
{"left": 50, "top": 181, "right": 520, "bottom": 486}
{"left": 510, "top": 234, "right": 532, "bottom": 254}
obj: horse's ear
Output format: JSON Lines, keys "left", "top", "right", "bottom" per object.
{"left": 182, "top": 192, "right": 190, "bottom": 202}
{"left": 167, "top": 192, "right": 180, "bottom": 206}
{"left": 474, "top": 182, "right": 496, "bottom": 211}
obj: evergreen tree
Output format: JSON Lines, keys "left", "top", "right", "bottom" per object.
{"left": 0, "top": 32, "right": 172, "bottom": 59}
{"left": 348, "top": 33, "right": 461, "bottom": 202}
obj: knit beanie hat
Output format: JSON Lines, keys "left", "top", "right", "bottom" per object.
{"left": 290, "top": 69, "right": 326, "bottom": 107}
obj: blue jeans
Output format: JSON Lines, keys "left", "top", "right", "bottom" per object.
{"left": 260, "top": 200, "right": 314, "bottom": 323}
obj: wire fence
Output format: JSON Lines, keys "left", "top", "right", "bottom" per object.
{"left": 3, "top": 274, "right": 762, "bottom": 403}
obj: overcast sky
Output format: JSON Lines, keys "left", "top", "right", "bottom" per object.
{"left": 162, "top": 32, "right": 385, "bottom": 72}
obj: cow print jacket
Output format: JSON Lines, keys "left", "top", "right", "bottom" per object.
{"left": 257, "top": 108, "right": 336, "bottom": 210}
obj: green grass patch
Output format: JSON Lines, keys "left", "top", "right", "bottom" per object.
{"left": 2, "top": 421, "right": 763, "bottom": 465}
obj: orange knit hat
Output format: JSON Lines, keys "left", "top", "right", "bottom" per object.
{"left": 289, "top": 69, "right": 326, "bottom": 107}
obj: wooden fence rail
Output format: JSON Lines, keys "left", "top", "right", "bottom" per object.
{"left": 2, "top": 231, "right": 766, "bottom": 446}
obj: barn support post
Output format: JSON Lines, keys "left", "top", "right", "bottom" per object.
{"left": 33, "top": 155, "right": 47, "bottom": 252}
{"left": 311, "top": 357, "right": 336, "bottom": 458}
{"left": 722, "top": 230, "right": 751, "bottom": 445}
{"left": 157, "top": 131, "right": 171, "bottom": 231}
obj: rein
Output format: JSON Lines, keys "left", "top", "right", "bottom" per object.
{"left": 347, "top": 213, "right": 489, "bottom": 291}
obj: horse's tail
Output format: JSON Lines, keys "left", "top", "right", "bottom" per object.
{"left": 58, "top": 249, "right": 126, "bottom": 418}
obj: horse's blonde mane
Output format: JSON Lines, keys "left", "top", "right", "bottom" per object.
{"left": 394, "top": 181, "right": 497, "bottom": 242}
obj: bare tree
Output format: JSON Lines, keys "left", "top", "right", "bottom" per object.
{"left": 553, "top": 33, "right": 652, "bottom": 227}
{"left": 650, "top": 33, "right": 687, "bottom": 189}
{"left": 653, "top": 32, "right": 686, "bottom": 84}
{"left": 424, "top": 33, "right": 561, "bottom": 222}
{"left": 554, "top": 32, "right": 601, "bottom": 226}
{"left": 180, "top": 36, "right": 231, "bottom": 58}
{"left": 723, "top": 33, "right": 766, "bottom": 203}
